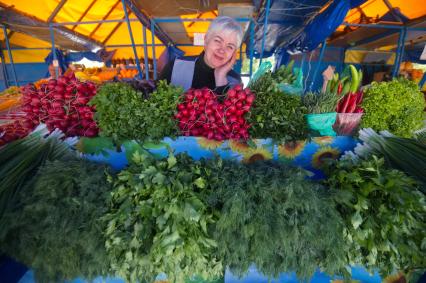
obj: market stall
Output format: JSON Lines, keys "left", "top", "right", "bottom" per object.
{"left": 0, "top": 1, "right": 425, "bottom": 283}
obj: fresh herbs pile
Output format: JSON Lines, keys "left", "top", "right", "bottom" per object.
{"left": 90, "top": 80, "right": 183, "bottom": 143}
{"left": 347, "top": 128, "right": 426, "bottom": 189}
{"left": 208, "top": 161, "right": 346, "bottom": 279}
{"left": 324, "top": 156, "right": 426, "bottom": 276}
{"left": 0, "top": 159, "right": 112, "bottom": 283}
{"left": 302, "top": 91, "right": 340, "bottom": 114}
{"left": 360, "top": 78, "right": 425, "bottom": 137}
{"left": 103, "top": 151, "right": 223, "bottom": 283}
{"left": 0, "top": 129, "right": 74, "bottom": 225}
{"left": 247, "top": 63, "right": 308, "bottom": 140}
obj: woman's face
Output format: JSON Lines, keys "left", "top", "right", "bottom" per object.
{"left": 204, "top": 31, "right": 238, "bottom": 69}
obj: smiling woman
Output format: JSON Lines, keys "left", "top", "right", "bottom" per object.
{"left": 159, "top": 16, "right": 243, "bottom": 94}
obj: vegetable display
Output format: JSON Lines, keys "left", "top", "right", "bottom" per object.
{"left": 209, "top": 160, "right": 346, "bottom": 279}
{"left": 360, "top": 78, "right": 425, "bottom": 137}
{"left": 248, "top": 63, "right": 308, "bottom": 140}
{"left": 324, "top": 156, "right": 426, "bottom": 276}
{"left": 0, "top": 159, "right": 112, "bottom": 283}
{"left": 21, "top": 73, "right": 99, "bottom": 137}
{"left": 90, "top": 80, "right": 183, "bottom": 143}
{"left": 104, "top": 151, "right": 223, "bottom": 283}
{"left": 176, "top": 85, "right": 254, "bottom": 141}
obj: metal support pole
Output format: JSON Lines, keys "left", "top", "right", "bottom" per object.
{"left": 0, "top": 47, "right": 10, "bottom": 88}
{"left": 309, "top": 40, "right": 327, "bottom": 91}
{"left": 49, "top": 23, "right": 59, "bottom": 78}
{"left": 249, "top": 20, "right": 255, "bottom": 78}
{"left": 392, "top": 27, "right": 406, "bottom": 78}
{"left": 419, "top": 72, "right": 426, "bottom": 89}
{"left": 121, "top": 0, "right": 143, "bottom": 80}
{"left": 259, "top": 0, "right": 271, "bottom": 67}
{"left": 2, "top": 26, "right": 18, "bottom": 86}
{"left": 142, "top": 25, "right": 150, "bottom": 79}
{"left": 151, "top": 19, "right": 157, "bottom": 80}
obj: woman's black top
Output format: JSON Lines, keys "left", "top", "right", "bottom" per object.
{"left": 159, "top": 51, "right": 242, "bottom": 94}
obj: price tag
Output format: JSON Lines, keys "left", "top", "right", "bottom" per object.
{"left": 52, "top": 59, "right": 59, "bottom": 67}
{"left": 194, "top": 33, "right": 205, "bottom": 46}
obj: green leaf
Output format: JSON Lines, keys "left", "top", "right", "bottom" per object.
{"left": 167, "top": 154, "right": 177, "bottom": 169}
{"left": 194, "top": 177, "right": 206, "bottom": 189}
{"left": 351, "top": 211, "right": 363, "bottom": 229}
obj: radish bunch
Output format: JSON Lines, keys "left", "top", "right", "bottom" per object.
{"left": 175, "top": 85, "right": 255, "bottom": 141}
{"left": 21, "top": 73, "right": 99, "bottom": 137}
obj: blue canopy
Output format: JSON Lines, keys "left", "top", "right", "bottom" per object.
{"left": 247, "top": 0, "right": 368, "bottom": 58}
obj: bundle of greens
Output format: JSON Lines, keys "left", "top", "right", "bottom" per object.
{"left": 208, "top": 161, "right": 346, "bottom": 280}
{"left": 247, "top": 87, "right": 308, "bottom": 140}
{"left": 90, "top": 80, "right": 183, "bottom": 143}
{"left": 103, "top": 151, "right": 223, "bottom": 283}
{"left": 302, "top": 91, "right": 340, "bottom": 114}
{"left": 324, "top": 156, "right": 426, "bottom": 276}
{"left": 0, "top": 159, "right": 112, "bottom": 283}
{"left": 343, "top": 128, "right": 426, "bottom": 190}
{"left": 0, "top": 129, "right": 74, "bottom": 225}
{"left": 360, "top": 78, "right": 425, "bottom": 137}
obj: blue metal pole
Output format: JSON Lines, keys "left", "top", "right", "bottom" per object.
{"left": 249, "top": 19, "right": 255, "bottom": 78}
{"left": 392, "top": 27, "right": 407, "bottom": 78}
{"left": 151, "top": 19, "right": 157, "bottom": 80}
{"left": 121, "top": 0, "right": 143, "bottom": 80}
{"left": 142, "top": 25, "right": 150, "bottom": 79}
{"left": 48, "top": 23, "right": 59, "bottom": 78}
{"left": 309, "top": 40, "right": 327, "bottom": 92}
{"left": 2, "top": 26, "right": 18, "bottom": 86}
{"left": 259, "top": 0, "right": 271, "bottom": 67}
{"left": 419, "top": 72, "right": 426, "bottom": 89}
{"left": 0, "top": 47, "right": 10, "bottom": 88}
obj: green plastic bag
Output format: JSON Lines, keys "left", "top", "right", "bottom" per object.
{"left": 248, "top": 61, "right": 272, "bottom": 86}
{"left": 305, "top": 112, "right": 337, "bottom": 136}
{"left": 279, "top": 67, "right": 304, "bottom": 96}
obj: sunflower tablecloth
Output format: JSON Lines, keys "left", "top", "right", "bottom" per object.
{"left": 78, "top": 136, "right": 358, "bottom": 178}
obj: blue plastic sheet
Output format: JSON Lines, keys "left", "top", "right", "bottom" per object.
{"left": 246, "top": 0, "right": 368, "bottom": 59}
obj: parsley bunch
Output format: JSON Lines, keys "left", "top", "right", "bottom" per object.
{"left": 90, "top": 80, "right": 183, "bottom": 143}
{"left": 103, "top": 151, "right": 223, "bottom": 283}
{"left": 324, "top": 156, "right": 426, "bottom": 276}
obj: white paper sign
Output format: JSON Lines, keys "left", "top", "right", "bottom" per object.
{"left": 421, "top": 44, "right": 426, "bottom": 60}
{"left": 52, "top": 59, "right": 59, "bottom": 67}
{"left": 194, "top": 33, "right": 205, "bottom": 46}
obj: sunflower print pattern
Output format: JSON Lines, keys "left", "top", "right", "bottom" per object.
{"left": 312, "top": 136, "right": 334, "bottom": 146}
{"left": 278, "top": 140, "right": 306, "bottom": 159}
{"left": 242, "top": 147, "right": 273, "bottom": 164}
{"left": 311, "top": 146, "right": 341, "bottom": 169}
{"left": 196, "top": 137, "right": 224, "bottom": 149}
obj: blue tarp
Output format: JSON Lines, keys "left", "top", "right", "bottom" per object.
{"left": 246, "top": 0, "right": 368, "bottom": 59}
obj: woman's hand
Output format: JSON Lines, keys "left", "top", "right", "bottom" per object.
{"left": 214, "top": 52, "right": 237, "bottom": 87}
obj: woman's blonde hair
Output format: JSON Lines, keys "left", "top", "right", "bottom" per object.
{"left": 205, "top": 16, "right": 244, "bottom": 47}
